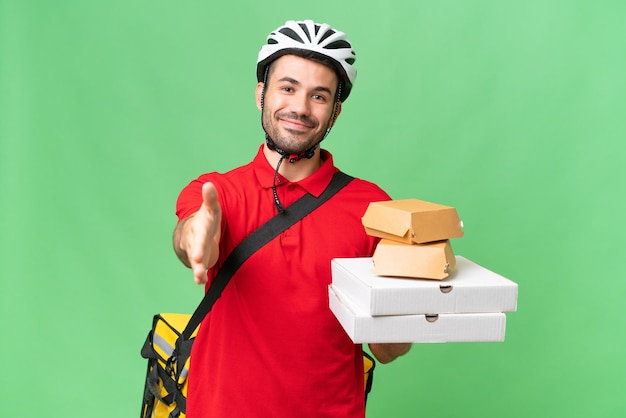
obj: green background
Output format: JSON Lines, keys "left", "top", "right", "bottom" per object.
{"left": 1, "top": 1, "right": 624, "bottom": 417}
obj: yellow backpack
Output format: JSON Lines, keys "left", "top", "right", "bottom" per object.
{"left": 140, "top": 313, "right": 375, "bottom": 418}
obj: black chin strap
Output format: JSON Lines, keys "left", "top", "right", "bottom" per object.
{"left": 272, "top": 154, "right": 287, "bottom": 213}
{"left": 267, "top": 133, "right": 316, "bottom": 214}
{"left": 265, "top": 134, "right": 317, "bottom": 164}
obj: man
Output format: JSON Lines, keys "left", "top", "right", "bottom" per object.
{"left": 173, "top": 20, "right": 411, "bottom": 417}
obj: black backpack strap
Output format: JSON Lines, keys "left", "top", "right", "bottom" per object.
{"left": 180, "top": 171, "right": 353, "bottom": 340}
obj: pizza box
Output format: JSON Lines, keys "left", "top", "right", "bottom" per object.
{"left": 331, "top": 256, "right": 518, "bottom": 316}
{"left": 329, "top": 285, "right": 507, "bottom": 343}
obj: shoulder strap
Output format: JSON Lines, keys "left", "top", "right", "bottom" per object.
{"left": 180, "top": 171, "right": 353, "bottom": 340}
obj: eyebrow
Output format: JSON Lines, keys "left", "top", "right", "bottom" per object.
{"left": 277, "top": 77, "right": 333, "bottom": 96}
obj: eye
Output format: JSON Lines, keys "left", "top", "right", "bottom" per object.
{"left": 281, "top": 86, "right": 293, "bottom": 93}
{"left": 312, "top": 94, "right": 327, "bottom": 102}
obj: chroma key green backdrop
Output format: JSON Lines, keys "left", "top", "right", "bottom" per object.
{"left": 1, "top": 1, "right": 624, "bottom": 417}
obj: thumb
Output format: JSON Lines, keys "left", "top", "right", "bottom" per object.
{"left": 201, "top": 182, "right": 220, "bottom": 213}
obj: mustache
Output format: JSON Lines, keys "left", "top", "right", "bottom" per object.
{"left": 276, "top": 111, "right": 317, "bottom": 128}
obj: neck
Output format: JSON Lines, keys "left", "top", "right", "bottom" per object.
{"left": 263, "top": 143, "right": 323, "bottom": 182}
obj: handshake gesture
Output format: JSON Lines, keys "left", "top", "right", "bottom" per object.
{"left": 173, "top": 182, "right": 222, "bottom": 285}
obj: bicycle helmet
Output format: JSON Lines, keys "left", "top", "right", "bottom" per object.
{"left": 257, "top": 20, "right": 357, "bottom": 102}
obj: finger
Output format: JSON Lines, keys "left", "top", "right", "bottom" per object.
{"left": 190, "top": 224, "right": 207, "bottom": 265}
{"left": 193, "top": 263, "right": 207, "bottom": 285}
{"left": 188, "top": 182, "right": 220, "bottom": 285}
{"left": 202, "top": 182, "right": 220, "bottom": 213}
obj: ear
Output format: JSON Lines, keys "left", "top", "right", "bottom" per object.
{"left": 255, "top": 82, "right": 264, "bottom": 111}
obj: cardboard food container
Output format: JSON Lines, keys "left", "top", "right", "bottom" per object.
{"left": 362, "top": 199, "right": 464, "bottom": 244}
{"left": 372, "top": 239, "right": 455, "bottom": 280}
{"left": 329, "top": 285, "right": 507, "bottom": 343}
{"left": 331, "top": 256, "right": 518, "bottom": 316}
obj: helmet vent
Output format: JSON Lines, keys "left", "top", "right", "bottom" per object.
{"left": 319, "top": 29, "right": 336, "bottom": 43}
{"left": 325, "top": 40, "right": 352, "bottom": 50}
{"left": 278, "top": 27, "right": 304, "bottom": 44}
{"left": 298, "top": 23, "right": 312, "bottom": 42}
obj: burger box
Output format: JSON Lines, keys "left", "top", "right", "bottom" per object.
{"left": 331, "top": 256, "right": 518, "bottom": 316}
{"left": 329, "top": 285, "right": 507, "bottom": 343}
{"left": 361, "top": 199, "right": 464, "bottom": 244}
{"left": 372, "top": 239, "right": 455, "bottom": 280}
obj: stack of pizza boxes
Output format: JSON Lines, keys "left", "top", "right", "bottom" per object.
{"left": 329, "top": 199, "right": 519, "bottom": 344}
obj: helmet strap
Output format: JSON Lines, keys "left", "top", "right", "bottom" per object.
{"left": 271, "top": 154, "right": 287, "bottom": 213}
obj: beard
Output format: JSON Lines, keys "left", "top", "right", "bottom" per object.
{"left": 262, "top": 110, "right": 329, "bottom": 155}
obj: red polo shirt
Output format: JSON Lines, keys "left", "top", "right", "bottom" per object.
{"left": 176, "top": 146, "right": 390, "bottom": 418}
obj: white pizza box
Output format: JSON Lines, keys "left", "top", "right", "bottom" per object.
{"left": 329, "top": 285, "right": 507, "bottom": 343}
{"left": 331, "top": 256, "right": 518, "bottom": 316}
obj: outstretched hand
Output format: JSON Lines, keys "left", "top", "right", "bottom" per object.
{"left": 176, "top": 182, "right": 222, "bottom": 285}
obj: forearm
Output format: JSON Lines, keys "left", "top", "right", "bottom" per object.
{"left": 368, "top": 343, "right": 412, "bottom": 364}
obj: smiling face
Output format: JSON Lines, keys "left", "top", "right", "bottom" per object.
{"left": 256, "top": 54, "right": 342, "bottom": 156}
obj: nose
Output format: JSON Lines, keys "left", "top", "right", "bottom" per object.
{"left": 288, "top": 92, "right": 311, "bottom": 116}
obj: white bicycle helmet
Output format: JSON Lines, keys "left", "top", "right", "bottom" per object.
{"left": 257, "top": 20, "right": 357, "bottom": 102}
